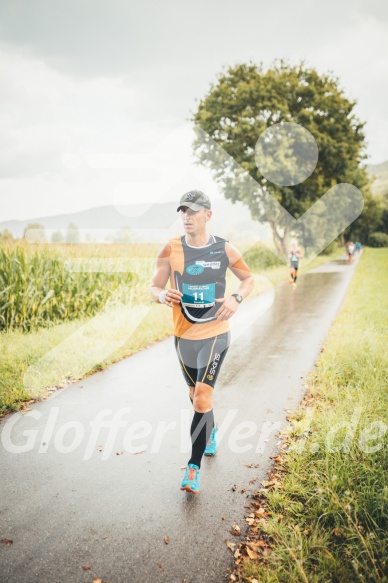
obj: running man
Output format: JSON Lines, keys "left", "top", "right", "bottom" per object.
{"left": 150, "top": 190, "right": 255, "bottom": 494}
{"left": 289, "top": 239, "right": 304, "bottom": 286}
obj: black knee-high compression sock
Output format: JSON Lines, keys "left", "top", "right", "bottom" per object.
{"left": 188, "top": 410, "right": 214, "bottom": 468}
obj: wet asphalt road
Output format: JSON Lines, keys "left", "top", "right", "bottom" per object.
{"left": 0, "top": 253, "right": 360, "bottom": 583}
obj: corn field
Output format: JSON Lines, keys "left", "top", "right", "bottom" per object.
{"left": 0, "top": 242, "right": 157, "bottom": 332}
{"left": 0, "top": 240, "right": 282, "bottom": 333}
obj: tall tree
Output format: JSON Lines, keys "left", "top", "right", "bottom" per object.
{"left": 23, "top": 223, "right": 46, "bottom": 243}
{"left": 51, "top": 230, "right": 65, "bottom": 243}
{"left": 345, "top": 193, "right": 383, "bottom": 243}
{"left": 66, "top": 222, "right": 80, "bottom": 244}
{"left": 192, "top": 61, "right": 369, "bottom": 255}
{"left": 0, "top": 229, "right": 14, "bottom": 241}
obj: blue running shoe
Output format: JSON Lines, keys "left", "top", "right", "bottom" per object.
{"left": 204, "top": 422, "right": 218, "bottom": 456}
{"left": 180, "top": 463, "right": 200, "bottom": 494}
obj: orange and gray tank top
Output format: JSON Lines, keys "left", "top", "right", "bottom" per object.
{"left": 169, "top": 234, "right": 230, "bottom": 340}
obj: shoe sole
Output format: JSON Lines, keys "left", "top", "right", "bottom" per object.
{"left": 180, "top": 485, "right": 199, "bottom": 494}
{"left": 204, "top": 451, "right": 216, "bottom": 456}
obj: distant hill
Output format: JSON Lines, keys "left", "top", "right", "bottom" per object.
{"left": 0, "top": 199, "right": 271, "bottom": 243}
{"left": 368, "top": 161, "right": 388, "bottom": 196}
{"left": 3, "top": 162, "right": 387, "bottom": 243}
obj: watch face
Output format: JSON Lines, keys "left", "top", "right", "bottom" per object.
{"left": 233, "top": 294, "right": 242, "bottom": 303}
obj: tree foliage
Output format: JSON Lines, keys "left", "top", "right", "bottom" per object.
{"left": 66, "top": 222, "right": 80, "bottom": 244}
{"left": 51, "top": 230, "right": 65, "bottom": 243}
{"left": 192, "top": 61, "right": 369, "bottom": 254}
{"left": 23, "top": 223, "right": 46, "bottom": 243}
{"left": 0, "top": 229, "right": 14, "bottom": 241}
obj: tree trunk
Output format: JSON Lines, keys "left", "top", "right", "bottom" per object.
{"left": 282, "top": 227, "right": 291, "bottom": 257}
{"left": 268, "top": 220, "right": 290, "bottom": 260}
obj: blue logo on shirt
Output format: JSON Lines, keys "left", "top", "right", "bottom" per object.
{"left": 186, "top": 263, "right": 204, "bottom": 275}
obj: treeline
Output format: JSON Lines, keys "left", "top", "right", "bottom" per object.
{"left": 0, "top": 223, "right": 133, "bottom": 244}
{"left": 344, "top": 185, "right": 388, "bottom": 247}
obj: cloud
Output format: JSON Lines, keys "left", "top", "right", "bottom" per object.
{"left": 312, "top": 13, "right": 388, "bottom": 163}
{"left": 0, "top": 0, "right": 388, "bottom": 222}
{"left": 0, "top": 42, "right": 176, "bottom": 220}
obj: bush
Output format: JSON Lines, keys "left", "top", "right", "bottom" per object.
{"left": 242, "top": 243, "right": 282, "bottom": 270}
{"left": 320, "top": 240, "right": 339, "bottom": 255}
{"left": 368, "top": 232, "right": 388, "bottom": 247}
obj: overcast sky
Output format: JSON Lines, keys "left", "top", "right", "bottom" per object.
{"left": 1, "top": 0, "right": 387, "bottom": 222}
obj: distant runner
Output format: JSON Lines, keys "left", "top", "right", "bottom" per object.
{"left": 150, "top": 190, "right": 254, "bottom": 494}
{"left": 289, "top": 239, "right": 304, "bottom": 286}
{"left": 346, "top": 241, "right": 355, "bottom": 264}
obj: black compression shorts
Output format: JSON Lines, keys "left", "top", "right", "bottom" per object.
{"left": 174, "top": 331, "right": 231, "bottom": 388}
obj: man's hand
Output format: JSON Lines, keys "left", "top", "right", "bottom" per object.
{"left": 162, "top": 289, "right": 183, "bottom": 308}
{"left": 214, "top": 296, "right": 239, "bottom": 321}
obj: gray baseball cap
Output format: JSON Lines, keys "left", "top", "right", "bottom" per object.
{"left": 177, "top": 190, "right": 211, "bottom": 212}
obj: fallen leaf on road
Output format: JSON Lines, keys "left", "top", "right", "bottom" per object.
{"left": 246, "top": 547, "right": 259, "bottom": 560}
{"left": 260, "top": 479, "right": 282, "bottom": 489}
{"left": 0, "top": 538, "right": 13, "bottom": 546}
{"left": 249, "top": 540, "right": 267, "bottom": 549}
{"left": 225, "top": 540, "right": 236, "bottom": 552}
{"left": 270, "top": 455, "right": 284, "bottom": 463}
{"left": 82, "top": 564, "right": 91, "bottom": 570}
{"left": 230, "top": 525, "right": 241, "bottom": 536}
{"left": 157, "top": 563, "right": 163, "bottom": 569}
{"left": 133, "top": 450, "right": 146, "bottom": 455}
{"left": 93, "top": 580, "right": 102, "bottom": 583}
{"left": 116, "top": 451, "right": 123, "bottom": 456}
{"left": 231, "top": 484, "right": 237, "bottom": 492}
{"left": 164, "top": 536, "right": 170, "bottom": 544}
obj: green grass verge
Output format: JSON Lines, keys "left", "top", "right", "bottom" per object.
{"left": 0, "top": 246, "right": 344, "bottom": 417}
{"left": 236, "top": 247, "right": 388, "bottom": 583}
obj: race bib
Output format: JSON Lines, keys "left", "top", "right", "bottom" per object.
{"left": 182, "top": 283, "right": 215, "bottom": 307}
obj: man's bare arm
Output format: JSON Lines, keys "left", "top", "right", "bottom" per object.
{"left": 214, "top": 242, "right": 255, "bottom": 321}
{"left": 226, "top": 242, "right": 255, "bottom": 299}
{"left": 149, "top": 242, "right": 183, "bottom": 307}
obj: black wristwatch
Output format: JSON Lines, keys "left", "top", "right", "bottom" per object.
{"left": 231, "top": 293, "right": 243, "bottom": 304}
